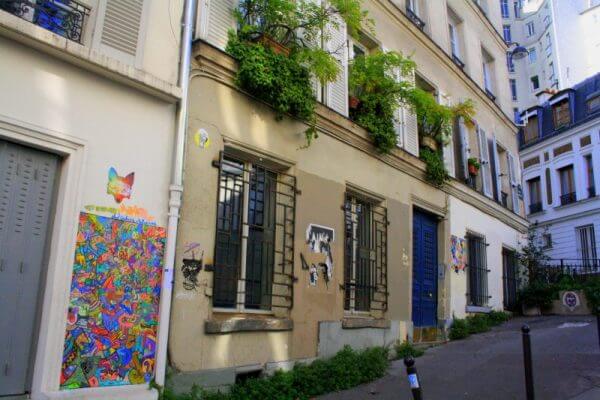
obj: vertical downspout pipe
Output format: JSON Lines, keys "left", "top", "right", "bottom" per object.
{"left": 155, "top": 0, "right": 196, "bottom": 388}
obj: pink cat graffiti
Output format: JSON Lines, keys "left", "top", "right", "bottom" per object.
{"left": 107, "top": 167, "right": 134, "bottom": 203}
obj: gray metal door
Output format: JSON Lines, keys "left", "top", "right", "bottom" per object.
{"left": 0, "top": 140, "right": 58, "bottom": 396}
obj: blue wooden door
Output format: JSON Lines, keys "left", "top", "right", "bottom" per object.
{"left": 412, "top": 210, "right": 438, "bottom": 327}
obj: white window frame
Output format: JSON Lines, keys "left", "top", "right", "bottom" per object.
{"left": 526, "top": 21, "right": 535, "bottom": 37}
{"left": 576, "top": 225, "right": 598, "bottom": 261}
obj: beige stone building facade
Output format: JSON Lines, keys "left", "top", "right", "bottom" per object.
{"left": 167, "top": 0, "right": 529, "bottom": 391}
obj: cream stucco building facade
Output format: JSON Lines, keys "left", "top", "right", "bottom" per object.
{"left": 0, "top": 1, "right": 183, "bottom": 399}
{"left": 167, "top": 0, "right": 529, "bottom": 392}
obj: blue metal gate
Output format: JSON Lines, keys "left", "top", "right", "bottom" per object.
{"left": 412, "top": 209, "right": 438, "bottom": 327}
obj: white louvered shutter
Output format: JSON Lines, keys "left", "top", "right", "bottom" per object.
{"left": 507, "top": 151, "right": 519, "bottom": 213}
{"left": 477, "top": 127, "right": 493, "bottom": 198}
{"left": 94, "top": 0, "right": 149, "bottom": 66}
{"left": 491, "top": 134, "right": 502, "bottom": 201}
{"left": 303, "top": 0, "right": 322, "bottom": 102}
{"left": 325, "top": 13, "right": 348, "bottom": 116}
{"left": 439, "top": 92, "right": 455, "bottom": 177}
{"left": 459, "top": 118, "right": 470, "bottom": 180}
{"left": 198, "top": 0, "right": 236, "bottom": 50}
{"left": 402, "top": 70, "right": 419, "bottom": 157}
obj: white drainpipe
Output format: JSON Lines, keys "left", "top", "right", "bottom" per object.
{"left": 155, "top": 0, "right": 196, "bottom": 388}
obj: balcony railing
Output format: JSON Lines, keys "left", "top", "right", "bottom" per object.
{"left": 501, "top": 191, "right": 508, "bottom": 208}
{"left": 560, "top": 192, "right": 577, "bottom": 206}
{"left": 0, "top": 0, "right": 90, "bottom": 43}
{"left": 589, "top": 186, "right": 596, "bottom": 198}
{"left": 406, "top": 7, "right": 426, "bottom": 31}
{"left": 452, "top": 54, "right": 465, "bottom": 70}
{"left": 528, "top": 202, "right": 543, "bottom": 214}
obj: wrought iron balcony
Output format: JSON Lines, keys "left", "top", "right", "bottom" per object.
{"left": 452, "top": 54, "right": 465, "bottom": 70}
{"left": 589, "top": 186, "right": 596, "bottom": 198}
{"left": 560, "top": 192, "right": 577, "bottom": 206}
{"left": 0, "top": 0, "right": 90, "bottom": 43}
{"left": 528, "top": 202, "right": 543, "bottom": 214}
{"left": 406, "top": 7, "right": 426, "bottom": 31}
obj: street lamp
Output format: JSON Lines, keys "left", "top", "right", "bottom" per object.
{"left": 507, "top": 42, "right": 529, "bottom": 61}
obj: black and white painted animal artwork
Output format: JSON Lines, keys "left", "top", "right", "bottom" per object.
{"left": 306, "top": 224, "right": 334, "bottom": 254}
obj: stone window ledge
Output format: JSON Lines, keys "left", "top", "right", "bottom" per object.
{"left": 466, "top": 305, "right": 492, "bottom": 314}
{"left": 205, "top": 316, "right": 293, "bottom": 334}
{"left": 341, "top": 317, "right": 391, "bottom": 329}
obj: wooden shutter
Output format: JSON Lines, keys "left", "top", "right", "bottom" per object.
{"left": 507, "top": 151, "right": 519, "bottom": 213}
{"left": 439, "top": 92, "right": 455, "bottom": 177}
{"left": 477, "top": 127, "right": 493, "bottom": 198}
{"left": 459, "top": 118, "right": 470, "bottom": 180}
{"left": 325, "top": 13, "right": 348, "bottom": 116}
{"left": 491, "top": 135, "right": 502, "bottom": 200}
{"left": 94, "top": 0, "right": 149, "bottom": 66}
{"left": 198, "top": 0, "right": 236, "bottom": 50}
{"left": 402, "top": 71, "right": 419, "bottom": 157}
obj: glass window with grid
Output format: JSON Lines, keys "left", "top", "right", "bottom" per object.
{"left": 467, "top": 234, "right": 489, "bottom": 307}
{"left": 343, "top": 194, "right": 388, "bottom": 313}
{"left": 213, "top": 155, "right": 296, "bottom": 312}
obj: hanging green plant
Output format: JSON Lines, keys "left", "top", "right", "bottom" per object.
{"left": 348, "top": 51, "right": 416, "bottom": 153}
{"left": 420, "top": 147, "right": 450, "bottom": 187}
{"left": 228, "top": 0, "right": 372, "bottom": 146}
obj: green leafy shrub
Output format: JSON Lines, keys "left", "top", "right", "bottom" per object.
{"left": 420, "top": 147, "right": 450, "bottom": 186}
{"left": 466, "top": 314, "right": 490, "bottom": 334}
{"left": 582, "top": 278, "right": 600, "bottom": 315}
{"left": 448, "top": 318, "right": 470, "bottom": 340}
{"left": 487, "top": 310, "right": 510, "bottom": 325}
{"left": 165, "top": 346, "right": 389, "bottom": 400}
{"left": 395, "top": 340, "right": 425, "bottom": 359}
{"left": 518, "top": 280, "right": 556, "bottom": 310}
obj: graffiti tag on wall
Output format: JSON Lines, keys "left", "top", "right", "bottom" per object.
{"left": 60, "top": 212, "right": 166, "bottom": 389}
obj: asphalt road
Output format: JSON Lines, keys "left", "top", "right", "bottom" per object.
{"left": 319, "top": 316, "right": 600, "bottom": 400}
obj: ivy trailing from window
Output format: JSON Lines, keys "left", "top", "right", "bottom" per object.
{"left": 420, "top": 147, "right": 450, "bottom": 187}
{"left": 348, "top": 51, "right": 416, "bottom": 153}
{"left": 228, "top": 0, "right": 372, "bottom": 145}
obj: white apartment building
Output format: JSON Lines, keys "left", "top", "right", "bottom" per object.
{"left": 0, "top": 1, "right": 184, "bottom": 399}
{"left": 520, "top": 73, "right": 600, "bottom": 263}
{"left": 503, "top": 0, "right": 600, "bottom": 118}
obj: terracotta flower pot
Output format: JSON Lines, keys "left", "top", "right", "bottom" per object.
{"left": 349, "top": 96, "right": 361, "bottom": 110}
{"left": 258, "top": 35, "right": 290, "bottom": 56}
{"left": 468, "top": 164, "right": 479, "bottom": 176}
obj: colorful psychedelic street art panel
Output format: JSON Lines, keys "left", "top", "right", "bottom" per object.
{"left": 450, "top": 235, "right": 466, "bottom": 273}
{"left": 60, "top": 212, "right": 166, "bottom": 389}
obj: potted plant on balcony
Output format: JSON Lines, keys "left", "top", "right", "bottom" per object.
{"left": 468, "top": 157, "right": 481, "bottom": 176}
{"left": 229, "top": 0, "right": 372, "bottom": 146}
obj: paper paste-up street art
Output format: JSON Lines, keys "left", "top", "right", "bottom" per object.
{"left": 305, "top": 224, "right": 335, "bottom": 286}
{"left": 193, "top": 128, "right": 210, "bottom": 149}
{"left": 60, "top": 212, "right": 166, "bottom": 389}
{"left": 309, "top": 265, "right": 318, "bottom": 286}
{"left": 181, "top": 242, "right": 203, "bottom": 291}
{"left": 107, "top": 167, "right": 135, "bottom": 203}
{"left": 450, "top": 235, "right": 466, "bottom": 273}
{"left": 562, "top": 291, "right": 580, "bottom": 311}
{"left": 84, "top": 204, "right": 156, "bottom": 225}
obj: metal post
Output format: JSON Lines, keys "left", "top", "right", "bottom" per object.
{"left": 404, "top": 357, "right": 423, "bottom": 400}
{"left": 522, "top": 325, "right": 535, "bottom": 400}
{"left": 596, "top": 308, "right": 600, "bottom": 351}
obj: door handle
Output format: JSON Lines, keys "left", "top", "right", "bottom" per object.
{"left": 428, "top": 292, "right": 433, "bottom": 298}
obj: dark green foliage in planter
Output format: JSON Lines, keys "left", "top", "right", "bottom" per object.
{"left": 466, "top": 314, "right": 491, "bottom": 334}
{"left": 583, "top": 278, "right": 600, "bottom": 315}
{"left": 448, "top": 311, "right": 511, "bottom": 341}
{"left": 487, "top": 310, "right": 510, "bottom": 325}
{"left": 518, "top": 280, "right": 556, "bottom": 310}
{"left": 420, "top": 147, "right": 450, "bottom": 187}
{"left": 448, "top": 318, "right": 470, "bottom": 340}
{"left": 163, "top": 346, "right": 389, "bottom": 400}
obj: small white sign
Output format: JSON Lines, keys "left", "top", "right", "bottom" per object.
{"left": 408, "top": 374, "right": 420, "bottom": 389}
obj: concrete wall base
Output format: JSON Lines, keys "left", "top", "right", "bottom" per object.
{"left": 317, "top": 320, "right": 401, "bottom": 358}
{"left": 42, "top": 385, "right": 157, "bottom": 400}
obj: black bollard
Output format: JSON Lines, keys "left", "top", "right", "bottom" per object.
{"left": 404, "top": 357, "right": 423, "bottom": 400}
{"left": 522, "top": 324, "right": 535, "bottom": 400}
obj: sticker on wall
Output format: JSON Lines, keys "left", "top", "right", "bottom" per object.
{"left": 450, "top": 235, "right": 466, "bottom": 273}
{"left": 107, "top": 167, "right": 135, "bottom": 203}
{"left": 562, "top": 291, "right": 580, "bottom": 311}
{"left": 306, "top": 224, "right": 334, "bottom": 253}
{"left": 193, "top": 128, "right": 211, "bottom": 149}
{"left": 181, "top": 242, "right": 204, "bottom": 291}
{"left": 60, "top": 212, "right": 166, "bottom": 389}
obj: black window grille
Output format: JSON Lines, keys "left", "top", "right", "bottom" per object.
{"left": 343, "top": 194, "right": 388, "bottom": 312}
{"left": 213, "top": 154, "right": 296, "bottom": 311}
{"left": 0, "top": 0, "right": 90, "bottom": 43}
{"left": 502, "top": 248, "right": 518, "bottom": 311}
{"left": 467, "top": 234, "right": 489, "bottom": 307}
